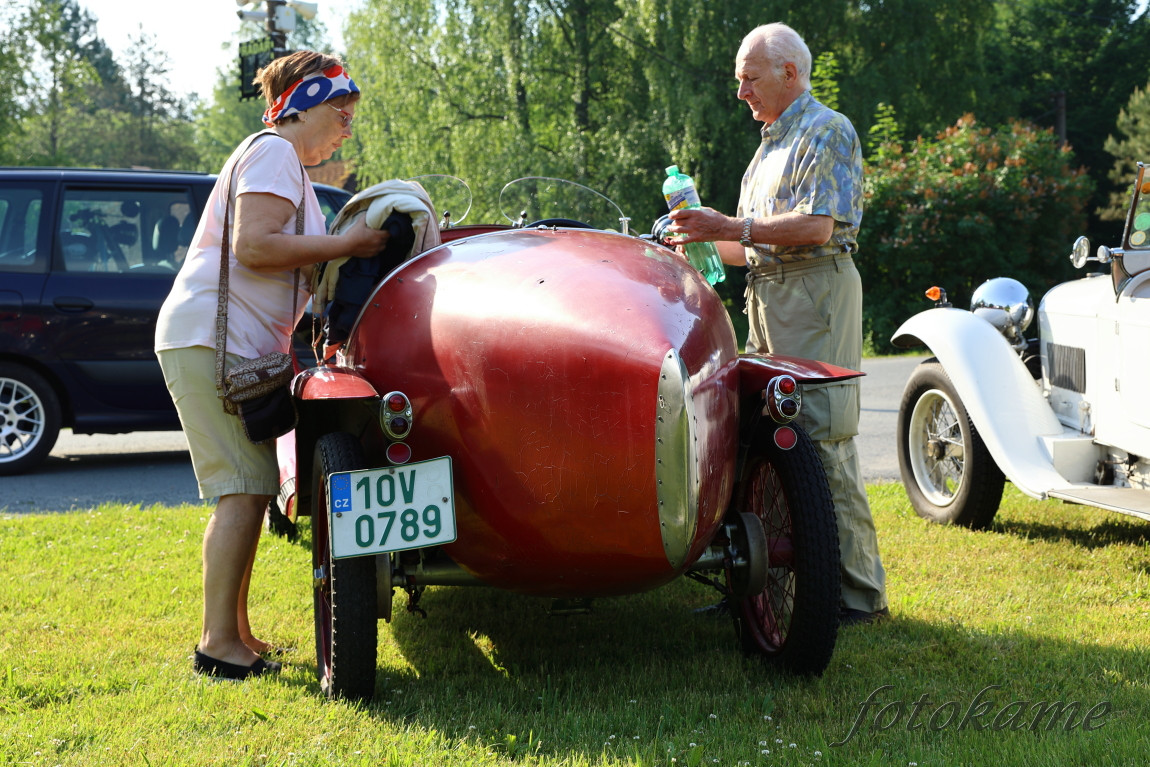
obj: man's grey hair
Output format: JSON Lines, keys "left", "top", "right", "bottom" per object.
{"left": 744, "top": 23, "right": 812, "bottom": 91}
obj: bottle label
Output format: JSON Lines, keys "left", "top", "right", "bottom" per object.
{"left": 665, "top": 187, "right": 702, "bottom": 211}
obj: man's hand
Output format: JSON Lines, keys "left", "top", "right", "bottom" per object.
{"left": 667, "top": 207, "right": 738, "bottom": 244}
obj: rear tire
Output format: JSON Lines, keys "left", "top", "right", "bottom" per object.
{"left": 0, "top": 363, "right": 61, "bottom": 476}
{"left": 897, "top": 360, "right": 1004, "bottom": 529}
{"left": 312, "top": 432, "right": 378, "bottom": 701}
{"left": 731, "top": 425, "right": 840, "bottom": 676}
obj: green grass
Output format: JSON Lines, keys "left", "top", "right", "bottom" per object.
{"left": 1, "top": 484, "right": 1147, "bottom": 766}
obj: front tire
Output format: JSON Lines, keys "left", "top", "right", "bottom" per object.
{"left": 312, "top": 432, "right": 378, "bottom": 701}
{"left": 731, "top": 425, "right": 840, "bottom": 676}
{"left": 0, "top": 363, "right": 62, "bottom": 476}
{"left": 897, "top": 360, "right": 1004, "bottom": 529}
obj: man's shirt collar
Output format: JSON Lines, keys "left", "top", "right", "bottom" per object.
{"left": 760, "top": 90, "right": 814, "bottom": 139}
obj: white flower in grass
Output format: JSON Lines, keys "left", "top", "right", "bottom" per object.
{"left": 776, "top": 739, "right": 783, "bottom": 744}
{"left": 760, "top": 741, "right": 768, "bottom": 746}
{"left": 709, "top": 713, "right": 717, "bottom": 719}
{"left": 789, "top": 743, "right": 797, "bottom": 748}
{"left": 815, "top": 751, "right": 822, "bottom": 757}
{"left": 761, "top": 750, "right": 770, "bottom": 755}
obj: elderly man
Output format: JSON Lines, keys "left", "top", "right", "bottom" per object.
{"left": 670, "top": 22, "right": 888, "bottom": 625}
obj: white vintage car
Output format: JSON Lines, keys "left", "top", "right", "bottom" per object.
{"left": 891, "top": 162, "right": 1150, "bottom": 528}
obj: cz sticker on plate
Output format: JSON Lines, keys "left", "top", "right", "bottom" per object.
{"left": 328, "top": 456, "right": 456, "bottom": 559}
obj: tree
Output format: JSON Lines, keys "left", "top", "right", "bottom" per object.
{"left": 836, "top": 0, "right": 998, "bottom": 142}
{"left": 983, "top": 0, "right": 1150, "bottom": 239}
{"left": 15, "top": 0, "right": 107, "bottom": 164}
{"left": 858, "top": 116, "right": 1093, "bottom": 354}
{"left": 1101, "top": 80, "right": 1150, "bottom": 221}
{"left": 0, "top": 3, "right": 31, "bottom": 164}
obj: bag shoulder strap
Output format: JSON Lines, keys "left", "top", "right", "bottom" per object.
{"left": 214, "top": 131, "right": 307, "bottom": 397}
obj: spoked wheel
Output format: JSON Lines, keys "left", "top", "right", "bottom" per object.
{"left": 897, "top": 360, "right": 1004, "bottom": 529}
{"left": 311, "top": 432, "right": 378, "bottom": 701}
{"left": 730, "top": 424, "right": 840, "bottom": 676}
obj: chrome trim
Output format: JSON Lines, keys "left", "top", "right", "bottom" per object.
{"left": 381, "top": 390, "right": 413, "bottom": 441}
{"left": 655, "top": 348, "right": 698, "bottom": 569}
{"left": 763, "top": 374, "right": 801, "bottom": 424}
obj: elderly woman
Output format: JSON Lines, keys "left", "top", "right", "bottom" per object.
{"left": 155, "top": 51, "right": 388, "bottom": 679}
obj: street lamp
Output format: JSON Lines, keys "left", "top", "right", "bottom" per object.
{"left": 236, "top": 1, "right": 318, "bottom": 54}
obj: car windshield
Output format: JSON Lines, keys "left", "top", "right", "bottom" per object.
{"left": 406, "top": 175, "right": 628, "bottom": 232}
{"left": 1128, "top": 168, "right": 1150, "bottom": 249}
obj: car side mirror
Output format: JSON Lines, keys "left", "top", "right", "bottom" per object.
{"left": 1070, "top": 236, "right": 1091, "bottom": 268}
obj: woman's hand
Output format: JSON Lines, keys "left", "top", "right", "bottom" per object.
{"left": 233, "top": 193, "right": 390, "bottom": 270}
{"left": 339, "top": 215, "right": 390, "bottom": 259}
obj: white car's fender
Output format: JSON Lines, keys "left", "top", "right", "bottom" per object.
{"left": 892, "top": 308, "right": 1081, "bottom": 499}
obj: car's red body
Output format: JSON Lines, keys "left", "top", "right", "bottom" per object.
{"left": 277, "top": 205, "right": 860, "bottom": 701}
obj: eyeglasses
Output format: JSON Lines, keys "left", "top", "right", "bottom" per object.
{"left": 326, "top": 103, "right": 354, "bottom": 128}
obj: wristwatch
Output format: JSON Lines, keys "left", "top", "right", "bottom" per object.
{"left": 739, "top": 217, "right": 754, "bottom": 248}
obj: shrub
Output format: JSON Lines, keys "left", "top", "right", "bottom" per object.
{"left": 858, "top": 115, "right": 1093, "bottom": 354}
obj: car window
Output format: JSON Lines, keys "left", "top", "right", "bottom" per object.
{"left": 316, "top": 189, "right": 351, "bottom": 231}
{"left": 0, "top": 185, "right": 48, "bottom": 274}
{"left": 57, "top": 187, "right": 197, "bottom": 274}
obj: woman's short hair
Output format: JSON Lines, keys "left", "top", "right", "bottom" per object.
{"left": 254, "top": 50, "right": 361, "bottom": 123}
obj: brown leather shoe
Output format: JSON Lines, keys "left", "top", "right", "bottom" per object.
{"left": 839, "top": 607, "right": 890, "bottom": 627}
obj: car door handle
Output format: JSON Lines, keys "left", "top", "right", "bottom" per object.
{"left": 53, "top": 296, "right": 95, "bottom": 312}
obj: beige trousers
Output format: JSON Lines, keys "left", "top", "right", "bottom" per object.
{"left": 745, "top": 253, "right": 888, "bottom": 612}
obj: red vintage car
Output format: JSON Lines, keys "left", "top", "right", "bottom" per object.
{"left": 274, "top": 177, "right": 859, "bottom": 701}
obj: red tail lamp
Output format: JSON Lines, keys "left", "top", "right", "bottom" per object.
{"left": 763, "top": 375, "right": 800, "bottom": 424}
{"left": 381, "top": 391, "right": 413, "bottom": 440}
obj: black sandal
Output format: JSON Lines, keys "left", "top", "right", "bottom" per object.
{"left": 193, "top": 649, "right": 282, "bottom": 680}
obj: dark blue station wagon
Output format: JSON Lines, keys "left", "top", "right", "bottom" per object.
{"left": 0, "top": 167, "right": 351, "bottom": 475}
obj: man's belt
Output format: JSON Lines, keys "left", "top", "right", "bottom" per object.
{"left": 747, "top": 250, "right": 854, "bottom": 284}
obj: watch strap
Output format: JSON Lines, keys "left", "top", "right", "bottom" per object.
{"left": 739, "top": 217, "right": 754, "bottom": 248}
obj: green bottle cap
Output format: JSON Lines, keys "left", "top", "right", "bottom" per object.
{"left": 666, "top": 165, "right": 679, "bottom": 176}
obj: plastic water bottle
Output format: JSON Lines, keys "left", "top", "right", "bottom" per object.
{"left": 662, "top": 165, "right": 726, "bottom": 285}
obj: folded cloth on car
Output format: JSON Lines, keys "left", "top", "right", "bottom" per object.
{"left": 312, "top": 179, "right": 442, "bottom": 309}
{"left": 321, "top": 211, "right": 416, "bottom": 345}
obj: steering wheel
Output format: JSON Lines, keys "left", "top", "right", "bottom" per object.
{"left": 525, "top": 218, "right": 595, "bottom": 230}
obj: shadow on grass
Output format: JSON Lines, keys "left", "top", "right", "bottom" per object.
{"left": 323, "top": 580, "right": 1149, "bottom": 763}
{"left": 991, "top": 511, "right": 1148, "bottom": 550}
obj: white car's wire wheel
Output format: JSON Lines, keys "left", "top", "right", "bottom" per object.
{"left": 897, "top": 360, "right": 1004, "bottom": 529}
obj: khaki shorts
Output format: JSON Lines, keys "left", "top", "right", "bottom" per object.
{"left": 157, "top": 346, "right": 279, "bottom": 499}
